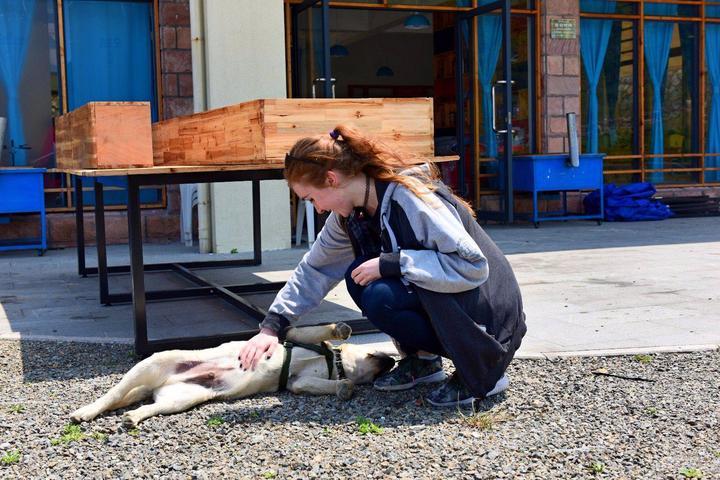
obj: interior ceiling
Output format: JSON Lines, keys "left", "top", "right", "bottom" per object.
{"left": 329, "top": 10, "right": 433, "bottom": 45}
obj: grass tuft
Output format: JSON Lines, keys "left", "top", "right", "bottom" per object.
{"left": 1, "top": 450, "right": 21, "bottom": 465}
{"left": 355, "top": 416, "right": 383, "bottom": 435}
{"left": 679, "top": 467, "right": 704, "bottom": 479}
{"left": 8, "top": 404, "right": 24, "bottom": 414}
{"left": 206, "top": 415, "right": 225, "bottom": 427}
{"left": 588, "top": 461, "right": 605, "bottom": 474}
{"left": 633, "top": 354, "right": 653, "bottom": 364}
{"left": 459, "top": 406, "right": 509, "bottom": 430}
{"left": 51, "top": 424, "right": 86, "bottom": 445}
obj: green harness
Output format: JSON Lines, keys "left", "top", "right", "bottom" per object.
{"left": 278, "top": 341, "right": 346, "bottom": 391}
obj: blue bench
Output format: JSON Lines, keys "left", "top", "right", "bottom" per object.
{"left": 512, "top": 154, "right": 605, "bottom": 227}
{"left": 0, "top": 168, "right": 47, "bottom": 255}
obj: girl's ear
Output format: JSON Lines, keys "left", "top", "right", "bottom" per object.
{"left": 326, "top": 170, "right": 338, "bottom": 187}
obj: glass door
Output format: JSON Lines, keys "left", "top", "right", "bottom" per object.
{"left": 291, "top": 0, "right": 333, "bottom": 99}
{"left": 456, "top": 0, "right": 515, "bottom": 223}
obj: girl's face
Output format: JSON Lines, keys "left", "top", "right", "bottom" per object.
{"left": 291, "top": 171, "right": 354, "bottom": 217}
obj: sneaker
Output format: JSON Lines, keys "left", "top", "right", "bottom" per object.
{"left": 426, "top": 372, "right": 510, "bottom": 408}
{"left": 373, "top": 355, "right": 447, "bottom": 391}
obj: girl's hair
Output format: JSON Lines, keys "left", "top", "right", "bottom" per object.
{"left": 284, "top": 124, "right": 475, "bottom": 216}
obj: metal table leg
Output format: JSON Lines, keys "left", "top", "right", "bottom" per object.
{"left": 252, "top": 179, "right": 261, "bottom": 265}
{"left": 74, "top": 176, "right": 86, "bottom": 277}
{"left": 93, "top": 180, "right": 110, "bottom": 305}
{"left": 127, "top": 177, "right": 148, "bottom": 355}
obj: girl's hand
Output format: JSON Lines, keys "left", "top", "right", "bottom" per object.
{"left": 350, "top": 257, "right": 381, "bottom": 286}
{"left": 238, "top": 328, "right": 279, "bottom": 370}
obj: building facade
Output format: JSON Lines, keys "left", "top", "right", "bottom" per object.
{"left": 1, "top": 0, "right": 718, "bottom": 248}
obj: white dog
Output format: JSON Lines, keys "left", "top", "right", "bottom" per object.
{"left": 71, "top": 323, "right": 395, "bottom": 427}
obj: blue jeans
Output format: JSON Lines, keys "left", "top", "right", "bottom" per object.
{"left": 344, "top": 256, "right": 445, "bottom": 356}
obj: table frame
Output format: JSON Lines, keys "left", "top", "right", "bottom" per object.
{"left": 67, "top": 167, "right": 375, "bottom": 356}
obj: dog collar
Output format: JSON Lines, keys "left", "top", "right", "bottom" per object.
{"left": 278, "top": 341, "right": 344, "bottom": 391}
{"left": 332, "top": 345, "right": 346, "bottom": 381}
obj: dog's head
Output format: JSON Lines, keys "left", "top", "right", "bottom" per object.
{"left": 339, "top": 344, "right": 396, "bottom": 385}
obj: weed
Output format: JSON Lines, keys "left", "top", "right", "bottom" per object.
{"left": 262, "top": 471, "right": 277, "bottom": 479}
{"left": 459, "top": 406, "right": 508, "bottom": 430}
{"left": 356, "top": 416, "right": 383, "bottom": 435}
{"left": 90, "top": 432, "right": 108, "bottom": 443}
{"left": 7, "top": 404, "right": 24, "bottom": 414}
{"left": 633, "top": 354, "right": 653, "bottom": 364}
{"left": 207, "top": 416, "right": 225, "bottom": 427}
{"left": 644, "top": 407, "right": 658, "bottom": 416}
{"left": 588, "top": 461, "right": 605, "bottom": 474}
{"left": 230, "top": 248, "right": 239, "bottom": 254}
{"left": 679, "top": 467, "right": 703, "bottom": 479}
{"left": 51, "top": 424, "right": 86, "bottom": 445}
{"left": 127, "top": 428, "right": 140, "bottom": 437}
{"left": 714, "top": 451, "right": 720, "bottom": 458}
{"left": 249, "top": 411, "right": 260, "bottom": 419}
{"left": 0, "top": 450, "right": 21, "bottom": 465}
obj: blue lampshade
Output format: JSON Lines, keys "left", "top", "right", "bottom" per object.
{"left": 330, "top": 44, "right": 349, "bottom": 57}
{"left": 404, "top": 12, "right": 430, "bottom": 30}
{"left": 376, "top": 66, "right": 394, "bottom": 77}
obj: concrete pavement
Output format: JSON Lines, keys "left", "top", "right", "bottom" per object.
{"left": 1, "top": 216, "right": 718, "bottom": 358}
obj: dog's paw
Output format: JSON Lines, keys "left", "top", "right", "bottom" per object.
{"left": 335, "top": 379, "right": 355, "bottom": 400}
{"left": 333, "top": 322, "right": 352, "bottom": 340}
{"left": 121, "top": 412, "right": 139, "bottom": 429}
{"left": 70, "top": 405, "right": 97, "bottom": 423}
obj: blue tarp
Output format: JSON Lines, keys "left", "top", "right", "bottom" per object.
{"left": 584, "top": 183, "right": 673, "bottom": 221}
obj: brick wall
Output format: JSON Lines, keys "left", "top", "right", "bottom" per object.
{"left": 160, "top": 0, "right": 194, "bottom": 119}
{"left": 45, "top": 0, "right": 193, "bottom": 248}
{"left": 541, "top": 0, "right": 581, "bottom": 153}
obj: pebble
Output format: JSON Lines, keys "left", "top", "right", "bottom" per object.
{"left": 0, "top": 340, "right": 718, "bottom": 478}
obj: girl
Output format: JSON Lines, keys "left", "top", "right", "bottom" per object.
{"left": 238, "top": 125, "right": 526, "bottom": 407}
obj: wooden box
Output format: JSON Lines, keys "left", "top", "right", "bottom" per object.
{"left": 152, "top": 98, "right": 434, "bottom": 167}
{"left": 55, "top": 102, "right": 153, "bottom": 170}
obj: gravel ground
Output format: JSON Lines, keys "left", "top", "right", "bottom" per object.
{"left": 0, "top": 340, "right": 718, "bottom": 479}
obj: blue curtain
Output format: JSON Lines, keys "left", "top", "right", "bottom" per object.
{"left": 644, "top": 3, "right": 677, "bottom": 183}
{"left": 64, "top": 0, "right": 155, "bottom": 116}
{"left": 0, "top": 0, "right": 36, "bottom": 166}
{"left": 706, "top": 6, "right": 720, "bottom": 182}
{"left": 64, "top": 0, "right": 158, "bottom": 205}
{"left": 579, "top": 0, "right": 616, "bottom": 153}
{"left": 457, "top": 0, "right": 501, "bottom": 158}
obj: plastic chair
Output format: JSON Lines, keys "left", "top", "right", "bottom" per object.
{"left": 180, "top": 184, "right": 198, "bottom": 246}
{"left": 295, "top": 199, "right": 315, "bottom": 247}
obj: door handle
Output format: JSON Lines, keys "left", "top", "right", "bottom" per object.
{"left": 312, "top": 77, "right": 337, "bottom": 98}
{"left": 491, "top": 80, "right": 515, "bottom": 134}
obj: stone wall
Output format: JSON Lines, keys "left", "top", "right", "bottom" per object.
{"left": 45, "top": 0, "right": 192, "bottom": 248}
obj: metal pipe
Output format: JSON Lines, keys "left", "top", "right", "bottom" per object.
{"left": 190, "top": 0, "right": 213, "bottom": 253}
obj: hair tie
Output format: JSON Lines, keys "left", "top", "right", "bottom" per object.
{"left": 329, "top": 129, "right": 340, "bottom": 140}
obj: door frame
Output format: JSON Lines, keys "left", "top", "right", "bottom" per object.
{"left": 457, "top": 0, "right": 515, "bottom": 223}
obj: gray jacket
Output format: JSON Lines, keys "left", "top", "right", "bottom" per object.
{"left": 261, "top": 167, "right": 526, "bottom": 397}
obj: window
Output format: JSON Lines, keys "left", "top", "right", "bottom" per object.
{"left": 580, "top": 0, "right": 720, "bottom": 186}
{"left": 0, "top": 0, "right": 165, "bottom": 212}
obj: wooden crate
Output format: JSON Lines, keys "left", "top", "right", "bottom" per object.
{"left": 55, "top": 102, "right": 153, "bottom": 169}
{"left": 152, "top": 98, "right": 434, "bottom": 167}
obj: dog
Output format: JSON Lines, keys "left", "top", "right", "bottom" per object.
{"left": 70, "top": 323, "right": 395, "bottom": 427}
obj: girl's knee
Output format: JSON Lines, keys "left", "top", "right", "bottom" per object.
{"left": 360, "top": 281, "right": 394, "bottom": 320}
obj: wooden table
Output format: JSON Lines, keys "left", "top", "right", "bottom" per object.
{"left": 56, "top": 159, "right": 457, "bottom": 356}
